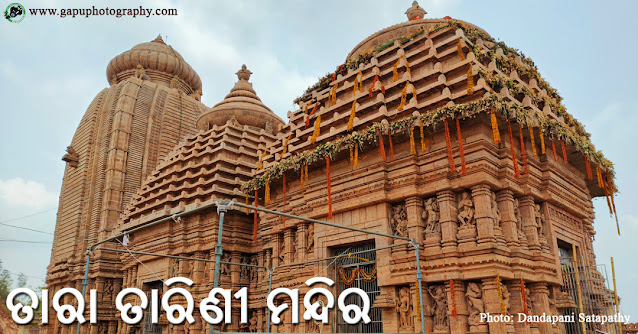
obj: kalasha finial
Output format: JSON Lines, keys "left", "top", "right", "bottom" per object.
{"left": 152, "top": 34, "right": 166, "bottom": 44}
{"left": 236, "top": 64, "right": 252, "bottom": 81}
{"left": 405, "top": 1, "right": 426, "bottom": 21}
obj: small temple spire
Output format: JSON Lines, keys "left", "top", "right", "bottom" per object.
{"left": 152, "top": 34, "right": 166, "bottom": 44}
{"left": 405, "top": 1, "right": 426, "bottom": 21}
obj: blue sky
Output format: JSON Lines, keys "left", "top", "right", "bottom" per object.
{"left": 1, "top": 0, "right": 636, "bottom": 317}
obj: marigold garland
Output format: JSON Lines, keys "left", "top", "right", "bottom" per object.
{"left": 419, "top": 119, "right": 426, "bottom": 153}
{"left": 398, "top": 82, "right": 409, "bottom": 111}
{"left": 519, "top": 124, "right": 529, "bottom": 174}
{"left": 409, "top": 126, "right": 417, "bottom": 155}
{"left": 368, "top": 75, "right": 385, "bottom": 97}
{"left": 450, "top": 279, "right": 457, "bottom": 317}
{"left": 602, "top": 171, "right": 612, "bottom": 215}
{"left": 561, "top": 140, "right": 568, "bottom": 163}
{"left": 596, "top": 165, "right": 604, "bottom": 189}
{"left": 528, "top": 122, "right": 537, "bottom": 157}
{"left": 392, "top": 55, "right": 411, "bottom": 82}
{"left": 456, "top": 118, "right": 467, "bottom": 174}
{"left": 280, "top": 135, "right": 292, "bottom": 159}
{"left": 360, "top": 265, "right": 377, "bottom": 282}
{"left": 310, "top": 116, "right": 321, "bottom": 144}
{"left": 490, "top": 105, "right": 501, "bottom": 144}
{"left": 347, "top": 100, "right": 356, "bottom": 131}
{"left": 457, "top": 39, "right": 465, "bottom": 61}
{"left": 378, "top": 130, "right": 387, "bottom": 162}
{"left": 539, "top": 129, "right": 546, "bottom": 155}
{"left": 508, "top": 119, "right": 520, "bottom": 178}
{"left": 388, "top": 128, "right": 395, "bottom": 161}
{"left": 329, "top": 83, "right": 338, "bottom": 107}
{"left": 253, "top": 189, "right": 258, "bottom": 243}
{"left": 354, "top": 143, "right": 359, "bottom": 169}
{"left": 282, "top": 173, "right": 287, "bottom": 227}
{"left": 585, "top": 155, "right": 593, "bottom": 180}
{"left": 552, "top": 139, "right": 558, "bottom": 162}
{"left": 338, "top": 267, "right": 357, "bottom": 285}
{"left": 444, "top": 119, "right": 456, "bottom": 173}
{"left": 353, "top": 70, "right": 363, "bottom": 96}
{"left": 264, "top": 181, "right": 271, "bottom": 205}
{"left": 326, "top": 156, "right": 333, "bottom": 219}
{"left": 256, "top": 150, "right": 267, "bottom": 171}
{"left": 497, "top": 274, "right": 506, "bottom": 315}
{"left": 467, "top": 65, "right": 474, "bottom": 95}
{"left": 305, "top": 102, "right": 318, "bottom": 129}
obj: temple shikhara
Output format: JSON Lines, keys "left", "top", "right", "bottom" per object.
{"left": 45, "top": 2, "right": 623, "bottom": 334}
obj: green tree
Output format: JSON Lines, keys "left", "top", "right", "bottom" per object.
{"left": 0, "top": 259, "right": 14, "bottom": 300}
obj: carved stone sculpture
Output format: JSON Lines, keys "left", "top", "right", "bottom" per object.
{"left": 491, "top": 191, "right": 502, "bottom": 228}
{"left": 249, "top": 310, "right": 258, "bottom": 333}
{"left": 279, "top": 236, "right": 285, "bottom": 263}
{"left": 466, "top": 282, "right": 484, "bottom": 327}
{"left": 221, "top": 252, "right": 231, "bottom": 275}
{"left": 391, "top": 204, "right": 409, "bottom": 238}
{"left": 514, "top": 199, "right": 525, "bottom": 236}
{"left": 427, "top": 285, "right": 449, "bottom": 331}
{"left": 250, "top": 256, "right": 258, "bottom": 282}
{"left": 457, "top": 192, "right": 475, "bottom": 227}
{"left": 240, "top": 255, "right": 249, "bottom": 279}
{"left": 396, "top": 286, "right": 413, "bottom": 329}
{"left": 306, "top": 224, "right": 315, "bottom": 253}
{"left": 422, "top": 197, "right": 440, "bottom": 234}
{"left": 535, "top": 204, "right": 546, "bottom": 236}
{"left": 134, "top": 64, "right": 150, "bottom": 80}
{"left": 502, "top": 284, "right": 511, "bottom": 315}
{"left": 102, "top": 280, "right": 113, "bottom": 302}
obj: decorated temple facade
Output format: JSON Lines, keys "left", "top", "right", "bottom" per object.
{"left": 46, "top": 2, "right": 620, "bottom": 334}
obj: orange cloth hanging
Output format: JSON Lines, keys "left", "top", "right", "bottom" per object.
{"left": 326, "top": 156, "right": 333, "bottom": 219}
{"left": 253, "top": 189, "right": 258, "bottom": 242}
{"left": 354, "top": 142, "right": 359, "bottom": 169}
{"left": 519, "top": 124, "right": 529, "bottom": 174}
{"left": 388, "top": 128, "right": 395, "bottom": 161}
{"left": 561, "top": 140, "right": 568, "bottom": 163}
{"left": 450, "top": 279, "right": 457, "bottom": 317}
{"left": 378, "top": 130, "right": 387, "bottom": 162}
{"left": 456, "top": 118, "right": 467, "bottom": 174}
{"left": 245, "top": 195, "right": 249, "bottom": 215}
{"left": 282, "top": 173, "right": 286, "bottom": 227}
{"left": 347, "top": 100, "right": 356, "bottom": 131}
{"left": 444, "top": 119, "right": 456, "bottom": 173}
{"left": 606, "top": 172, "right": 620, "bottom": 236}
{"left": 508, "top": 120, "right": 520, "bottom": 178}
{"left": 552, "top": 139, "right": 558, "bottom": 162}
{"left": 596, "top": 165, "right": 604, "bottom": 189}
{"left": 490, "top": 105, "right": 501, "bottom": 144}
{"left": 602, "top": 172, "right": 612, "bottom": 215}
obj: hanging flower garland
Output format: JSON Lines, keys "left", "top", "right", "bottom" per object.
{"left": 338, "top": 267, "right": 357, "bottom": 285}
{"left": 242, "top": 95, "right": 614, "bottom": 194}
{"left": 457, "top": 39, "right": 465, "bottom": 61}
{"left": 347, "top": 99, "right": 357, "bottom": 131}
{"left": 521, "top": 279, "right": 530, "bottom": 324}
{"left": 368, "top": 75, "right": 385, "bottom": 97}
{"left": 496, "top": 274, "right": 506, "bottom": 315}
{"left": 360, "top": 265, "right": 377, "bottom": 282}
{"left": 310, "top": 116, "right": 321, "bottom": 144}
{"left": 490, "top": 105, "right": 501, "bottom": 144}
{"left": 393, "top": 55, "right": 411, "bottom": 82}
{"left": 305, "top": 102, "right": 318, "bottom": 129}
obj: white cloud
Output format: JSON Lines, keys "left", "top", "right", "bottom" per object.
{"left": 0, "top": 178, "right": 58, "bottom": 209}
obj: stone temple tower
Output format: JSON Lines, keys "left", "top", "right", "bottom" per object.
{"left": 45, "top": 36, "right": 205, "bottom": 334}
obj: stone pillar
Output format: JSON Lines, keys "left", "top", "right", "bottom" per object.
{"left": 193, "top": 251, "right": 206, "bottom": 284}
{"left": 471, "top": 185, "right": 496, "bottom": 247}
{"left": 297, "top": 224, "right": 307, "bottom": 261}
{"left": 406, "top": 196, "right": 424, "bottom": 245}
{"left": 497, "top": 191, "right": 521, "bottom": 251}
{"left": 447, "top": 280, "right": 469, "bottom": 334}
{"left": 481, "top": 278, "right": 508, "bottom": 334}
{"left": 231, "top": 251, "right": 241, "bottom": 289}
{"left": 506, "top": 280, "right": 531, "bottom": 334}
{"left": 530, "top": 283, "right": 552, "bottom": 334}
{"left": 438, "top": 190, "right": 458, "bottom": 255}
{"left": 519, "top": 196, "right": 541, "bottom": 252}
